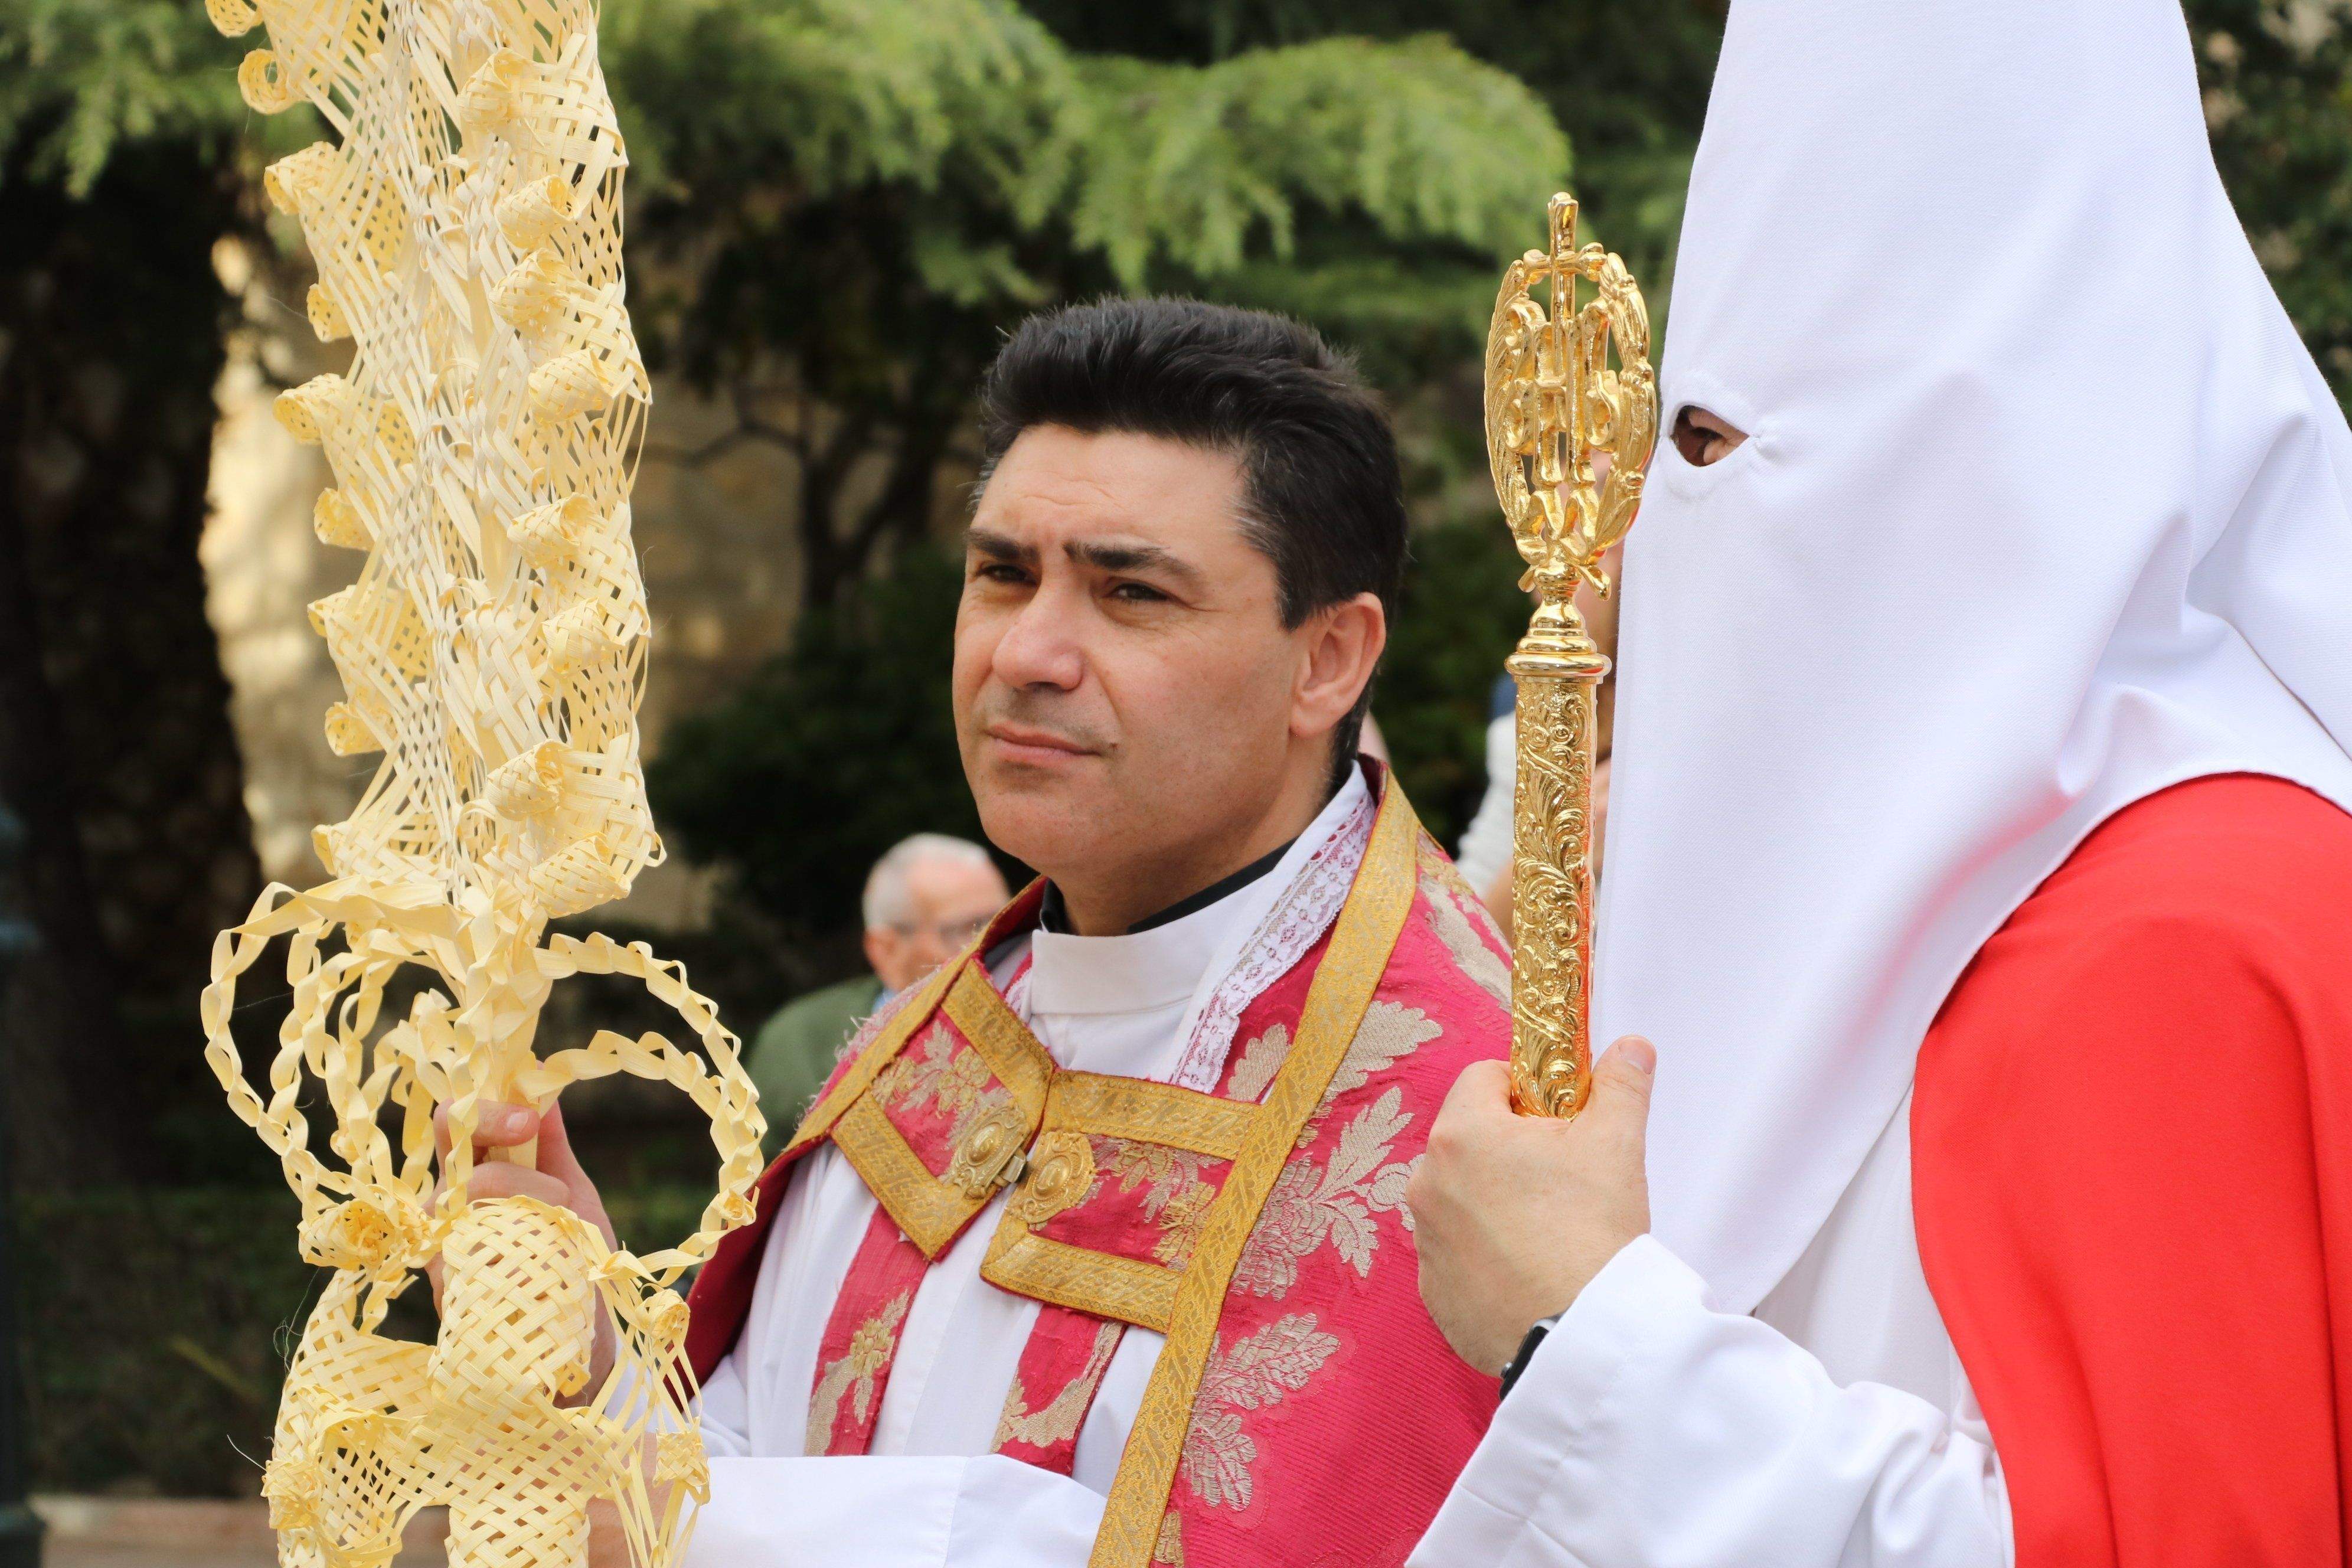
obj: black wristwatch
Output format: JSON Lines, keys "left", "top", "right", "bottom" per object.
{"left": 1498, "top": 1311, "right": 1562, "bottom": 1401}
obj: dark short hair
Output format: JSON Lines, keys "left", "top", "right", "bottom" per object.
{"left": 976, "top": 297, "right": 1407, "bottom": 789}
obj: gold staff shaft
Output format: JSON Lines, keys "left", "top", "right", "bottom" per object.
{"left": 1507, "top": 611, "right": 1608, "bottom": 1118}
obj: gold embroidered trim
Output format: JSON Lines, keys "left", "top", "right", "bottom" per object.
{"left": 832, "top": 1094, "right": 996, "bottom": 1258}
{"left": 782, "top": 953, "right": 968, "bottom": 1158}
{"left": 801, "top": 796, "right": 1422, "bottom": 1552}
{"left": 806, "top": 931, "right": 1058, "bottom": 1258}
{"left": 1043, "top": 1073, "right": 1257, "bottom": 1159}
{"left": 943, "top": 963, "right": 1055, "bottom": 1114}
{"left": 983, "top": 1220, "right": 1181, "bottom": 1334}
{"left": 978, "top": 1077, "right": 1243, "bottom": 1327}
{"left": 1086, "top": 780, "right": 1424, "bottom": 1568}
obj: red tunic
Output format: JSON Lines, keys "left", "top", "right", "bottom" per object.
{"left": 1913, "top": 773, "right": 2352, "bottom": 1567}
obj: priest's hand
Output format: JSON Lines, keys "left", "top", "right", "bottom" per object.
{"left": 1407, "top": 1037, "right": 1656, "bottom": 1376}
{"left": 427, "top": 1098, "right": 620, "bottom": 1403}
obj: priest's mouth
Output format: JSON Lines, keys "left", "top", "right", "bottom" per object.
{"left": 984, "top": 723, "right": 1100, "bottom": 765}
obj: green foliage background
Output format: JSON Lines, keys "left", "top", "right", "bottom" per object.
{"left": 652, "top": 551, "right": 984, "bottom": 961}
{"left": 15, "top": 1186, "right": 711, "bottom": 1498}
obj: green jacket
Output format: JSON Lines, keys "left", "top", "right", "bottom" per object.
{"left": 746, "top": 974, "right": 886, "bottom": 1155}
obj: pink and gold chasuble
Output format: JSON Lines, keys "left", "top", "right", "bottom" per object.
{"left": 686, "top": 779, "right": 1511, "bottom": 1567}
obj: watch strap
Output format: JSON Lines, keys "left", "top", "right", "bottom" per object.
{"left": 1498, "top": 1311, "right": 1562, "bottom": 1401}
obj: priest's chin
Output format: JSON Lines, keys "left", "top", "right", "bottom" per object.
{"left": 960, "top": 725, "right": 1107, "bottom": 869}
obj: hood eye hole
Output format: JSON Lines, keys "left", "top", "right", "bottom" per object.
{"left": 1672, "top": 406, "right": 1749, "bottom": 468}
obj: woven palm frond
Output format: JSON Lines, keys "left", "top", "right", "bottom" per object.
{"left": 197, "top": 4, "right": 766, "bottom": 1563}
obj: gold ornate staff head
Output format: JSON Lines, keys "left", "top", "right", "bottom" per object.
{"left": 1487, "top": 194, "right": 1655, "bottom": 629}
{"left": 1485, "top": 194, "right": 1657, "bottom": 1117}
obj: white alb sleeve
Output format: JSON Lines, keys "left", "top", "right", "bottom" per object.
{"left": 680, "top": 1454, "right": 1105, "bottom": 1568}
{"left": 1453, "top": 714, "right": 1518, "bottom": 893}
{"left": 1407, "top": 1236, "right": 2011, "bottom": 1568}
{"left": 676, "top": 1286, "right": 1104, "bottom": 1566}
{"left": 688, "top": 1345, "right": 752, "bottom": 1459}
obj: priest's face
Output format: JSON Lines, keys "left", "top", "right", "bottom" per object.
{"left": 955, "top": 425, "right": 1344, "bottom": 927}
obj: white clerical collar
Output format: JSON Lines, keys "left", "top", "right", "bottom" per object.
{"left": 1025, "top": 767, "right": 1373, "bottom": 1024}
{"left": 1027, "top": 891, "right": 1230, "bottom": 1017}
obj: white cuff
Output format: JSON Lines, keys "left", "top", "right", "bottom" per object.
{"left": 1409, "top": 1234, "right": 2011, "bottom": 1568}
{"left": 1409, "top": 1234, "right": 1691, "bottom": 1564}
{"left": 684, "top": 1455, "right": 1106, "bottom": 1568}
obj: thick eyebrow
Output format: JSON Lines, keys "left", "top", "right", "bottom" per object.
{"left": 965, "top": 526, "right": 1037, "bottom": 567}
{"left": 1066, "top": 537, "right": 1208, "bottom": 596}
{"left": 965, "top": 526, "right": 1209, "bottom": 597}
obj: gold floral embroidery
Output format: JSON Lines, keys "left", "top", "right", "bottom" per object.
{"left": 1152, "top": 1512, "right": 1184, "bottom": 1566}
{"left": 1100, "top": 1139, "right": 1219, "bottom": 1265}
{"left": 1223, "top": 1023, "right": 1291, "bottom": 1102}
{"left": 1420, "top": 869, "right": 1511, "bottom": 1010}
{"left": 1179, "top": 1314, "right": 1339, "bottom": 1511}
{"left": 1237, "top": 1086, "right": 1417, "bottom": 1296}
{"left": 1298, "top": 1000, "right": 1440, "bottom": 1149}
{"left": 993, "top": 1318, "right": 1124, "bottom": 1451}
{"left": 1332, "top": 1000, "right": 1438, "bottom": 1089}
{"left": 881, "top": 1018, "right": 999, "bottom": 1138}
{"left": 1151, "top": 1185, "right": 1216, "bottom": 1267}
{"left": 1417, "top": 833, "right": 1504, "bottom": 931}
{"left": 879, "top": 1017, "right": 1025, "bottom": 1196}
{"left": 803, "top": 1290, "right": 913, "bottom": 1455}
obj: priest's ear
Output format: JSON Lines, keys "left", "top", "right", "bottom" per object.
{"left": 1291, "top": 592, "right": 1387, "bottom": 749}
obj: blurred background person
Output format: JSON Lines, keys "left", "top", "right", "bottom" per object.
{"left": 744, "top": 833, "right": 1007, "bottom": 1151}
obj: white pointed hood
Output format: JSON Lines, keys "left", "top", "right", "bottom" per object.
{"left": 1597, "top": 0, "right": 2352, "bottom": 1311}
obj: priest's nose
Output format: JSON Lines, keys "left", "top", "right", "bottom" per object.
{"left": 989, "top": 593, "right": 1088, "bottom": 692}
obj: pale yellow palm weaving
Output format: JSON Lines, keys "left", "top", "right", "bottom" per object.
{"left": 195, "top": 2, "right": 766, "bottom": 1564}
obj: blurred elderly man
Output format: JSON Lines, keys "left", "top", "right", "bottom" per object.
{"left": 746, "top": 833, "right": 1008, "bottom": 1148}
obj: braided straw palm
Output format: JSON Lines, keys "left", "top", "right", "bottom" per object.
{"left": 195, "top": 3, "right": 766, "bottom": 1563}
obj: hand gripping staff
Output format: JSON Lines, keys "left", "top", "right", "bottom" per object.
{"left": 194, "top": 2, "right": 766, "bottom": 1563}
{"left": 1485, "top": 194, "right": 1658, "bottom": 1119}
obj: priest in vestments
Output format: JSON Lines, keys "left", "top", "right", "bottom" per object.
{"left": 453, "top": 299, "right": 1515, "bottom": 1567}
{"left": 1403, "top": 2, "right": 2352, "bottom": 1565}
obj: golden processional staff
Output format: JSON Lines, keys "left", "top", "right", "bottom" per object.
{"left": 1487, "top": 194, "right": 1658, "bottom": 1119}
